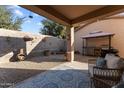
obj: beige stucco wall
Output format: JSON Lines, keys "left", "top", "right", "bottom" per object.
{"left": 75, "top": 19, "right": 124, "bottom": 57}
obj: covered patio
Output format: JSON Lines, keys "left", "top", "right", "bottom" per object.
{"left": 1, "top": 5, "right": 124, "bottom": 88}
{"left": 21, "top": 5, "right": 124, "bottom": 62}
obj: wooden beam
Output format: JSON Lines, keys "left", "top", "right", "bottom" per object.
{"left": 20, "top": 5, "right": 71, "bottom": 26}
{"left": 75, "top": 16, "right": 124, "bottom": 32}
{"left": 36, "top": 6, "right": 71, "bottom": 24}
{"left": 105, "top": 16, "right": 124, "bottom": 19}
{"left": 72, "top": 5, "right": 124, "bottom": 24}
{"left": 75, "top": 20, "right": 96, "bottom": 32}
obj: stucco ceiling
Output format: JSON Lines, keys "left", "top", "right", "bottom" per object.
{"left": 21, "top": 5, "right": 124, "bottom": 26}
{"left": 50, "top": 5, "right": 105, "bottom": 20}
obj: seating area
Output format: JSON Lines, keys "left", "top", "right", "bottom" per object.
{"left": 1, "top": 5, "right": 124, "bottom": 88}
{"left": 88, "top": 54, "right": 124, "bottom": 88}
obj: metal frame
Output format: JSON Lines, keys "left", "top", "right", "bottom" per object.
{"left": 82, "top": 35, "right": 113, "bottom": 56}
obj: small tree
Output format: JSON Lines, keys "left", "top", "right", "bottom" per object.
{"left": 39, "top": 19, "right": 66, "bottom": 39}
{"left": 0, "top": 6, "right": 24, "bottom": 31}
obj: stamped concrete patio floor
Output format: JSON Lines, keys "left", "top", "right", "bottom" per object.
{"left": 0, "top": 54, "right": 93, "bottom": 88}
{"left": 15, "top": 62, "right": 90, "bottom": 88}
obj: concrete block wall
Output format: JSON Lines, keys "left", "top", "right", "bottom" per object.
{"left": 0, "top": 29, "right": 66, "bottom": 62}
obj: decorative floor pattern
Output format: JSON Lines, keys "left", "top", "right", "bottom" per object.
{"left": 14, "top": 64, "right": 90, "bottom": 88}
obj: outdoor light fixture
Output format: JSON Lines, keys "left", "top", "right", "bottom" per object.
{"left": 28, "top": 11, "right": 33, "bottom": 19}
{"left": 28, "top": 15, "right": 33, "bottom": 19}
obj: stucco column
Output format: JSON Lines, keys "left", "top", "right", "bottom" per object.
{"left": 66, "top": 26, "right": 74, "bottom": 62}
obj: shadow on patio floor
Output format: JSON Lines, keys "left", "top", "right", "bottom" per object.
{"left": 0, "top": 67, "right": 46, "bottom": 88}
{"left": 0, "top": 67, "right": 90, "bottom": 88}
{"left": 26, "top": 54, "right": 66, "bottom": 63}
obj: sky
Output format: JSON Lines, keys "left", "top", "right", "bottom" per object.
{"left": 7, "top": 5, "right": 46, "bottom": 34}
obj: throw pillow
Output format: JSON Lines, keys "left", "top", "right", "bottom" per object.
{"left": 114, "top": 81, "right": 124, "bottom": 88}
{"left": 117, "top": 58, "right": 124, "bottom": 81}
{"left": 105, "top": 54, "right": 120, "bottom": 68}
{"left": 96, "top": 57, "right": 106, "bottom": 67}
{"left": 117, "top": 58, "right": 124, "bottom": 69}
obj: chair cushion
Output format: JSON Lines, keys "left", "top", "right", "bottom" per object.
{"left": 117, "top": 58, "right": 124, "bottom": 81}
{"left": 105, "top": 54, "right": 120, "bottom": 68}
{"left": 113, "top": 81, "right": 124, "bottom": 88}
{"left": 122, "top": 72, "right": 124, "bottom": 81}
{"left": 117, "top": 58, "right": 124, "bottom": 69}
{"left": 96, "top": 57, "right": 106, "bottom": 68}
{"left": 88, "top": 64, "right": 95, "bottom": 77}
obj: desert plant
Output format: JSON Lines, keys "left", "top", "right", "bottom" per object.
{"left": 39, "top": 19, "right": 67, "bottom": 39}
{"left": 0, "top": 6, "right": 24, "bottom": 30}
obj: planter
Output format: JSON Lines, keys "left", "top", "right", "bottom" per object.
{"left": 17, "top": 54, "right": 25, "bottom": 61}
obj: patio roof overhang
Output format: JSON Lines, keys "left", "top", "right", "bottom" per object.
{"left": 20, "top": 5, "right": 124, "bottom": 62}
{"left": 21, "top": 5, "right": 124, "bottom": 26}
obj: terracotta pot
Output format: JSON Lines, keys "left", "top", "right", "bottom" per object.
{"left": 18, "top": 54, "right": 25, "bottom": 61}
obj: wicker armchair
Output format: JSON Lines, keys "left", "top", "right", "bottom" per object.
{"left": 91, "top": 67, "right": 124, "bottom": 88}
